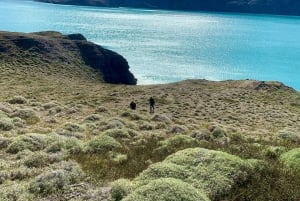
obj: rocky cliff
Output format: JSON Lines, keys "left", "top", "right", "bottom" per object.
{"left": 0, "top": 31, "right": 137, "bottom": 85}
{"left": 36, "top": 0, "right": 300, "bottom": 16}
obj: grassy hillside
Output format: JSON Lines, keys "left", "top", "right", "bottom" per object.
{"left": 0, "top": 31, "right": 300, "bottom": 200}
{"left": 0, "top": 31, "right": 136, "bottom": 85}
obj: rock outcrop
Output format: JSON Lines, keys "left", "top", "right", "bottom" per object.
{"left": 0, "top": 31, "right": 137, "bottom": 85}
{"left": 36, "top": 0, "right": 300, "bottom": 16}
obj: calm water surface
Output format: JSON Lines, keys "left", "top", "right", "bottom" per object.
{"left": 1, "top": 0, "right": 300, "bottom": 90}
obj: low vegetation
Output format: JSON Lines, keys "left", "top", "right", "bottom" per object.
{"left": 0, "top": 31, "right": 299, "bottom": 200}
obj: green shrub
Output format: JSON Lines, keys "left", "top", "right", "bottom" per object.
{"left": 123, "top": 178, "right": 210, "bottom": 201}
{"left": 11, "top": 109, "right": 40, "bottom": 124}
{"left": 190, "top": 130, "right": 212, "bottom": 141}
{"left": 151, "top": 114, "right": 172, "bottom": 124}
{"left": 8, "top": 96, "right": 27, "bottom": 104}
{"left": 23, "top": 151, "right": 49, "bottom": 168}
{"left": 46, "top": 140, "right": 66, "bottom": 153}
{"left": 45, "top": 134, "right": 83, "bottom": 154}
{"left": 0, "top": 171, "right": 7, "bottom": 184}
{"left": 277, "top": 128, "right": 299, "bottom": 142}
{"left": 121, "top": 111, "right": 144, "bottom": 121}
{"left": 110, "top": 179, "right": 134, "bottom": 201}
{"left": 42, "top": 101, "right": 60, "bottom": 109}
{"left": 63, "top": 122, "right": 85, "bottom": 132}
{"left": 104, "top": 128, "right": 130, "bottom": 139}
{"left": 84, "top": 114, "right": 102, "bottom": 122}
{"left": 12, "top": 117, "right": 25, "bottom": 128}
{"left": 0, "top": 137, "right": 11, "bottom": 149}
{"left": 0, "top": 103, "right": 13, "bottom": 113}
{"left": 48, "top": 106, "right": 64, "bottom": 115}
{"left": 168, "top": 125, "right": 188, "bottom": 134}
{"left": 166, "top": 148, "right": 257, "bottom": 198}
{"left": 263, "top": 146, "right": 287, "bottom": 159}
{"left": 95, "top": 106, "right": 109, "bottom": 113}
{"left": 6, "top": 133, "right": 49, "bottom": 154}
{"left": 56, "top": 129, "right": 85, "bottom": 139}
{"left": 136, "top": 162, "right": 188, "bottom": 183}
{"left": 29, "top": 161, "right": 84, "bottom": 196}
{"left": 154, "top": 135, "right": 198, "bottom": 154}
{"left": 8, "top": 165, "right": 38, "bottom": 181}
{"left": 210, "top": 126, "right": 227, "bottom": 138}
{"left": 138, "top": 122, "right": 154, "bottom": 131}
{"left": 106, "top": 118, "right": 125, "bottom": 130}
{"left": 109, "top": 153, "right": 128, "bottom": 164}
{"left": 64, "top": 137, "right": 84, "bottom": 154}
{"left": 280, "top": 148, "right": 300, "bottom": 172}
{"left": 0, "top": 181, "right": 33, "bottom": 201}
{"left": 0, "top": 117, "right": 14, "bottom": 131}
{"left": 85, "top": 135, "right": 122, "bottom": 154}
{"left": 133, "top": 148, "right": 257, "bottom": 200}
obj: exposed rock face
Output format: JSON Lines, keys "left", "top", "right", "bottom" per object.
{"left": 36, "top": 0, "right": 300, "bottom": 16}
{"left": 75, "top": 41, "right": 136, "bottom": 85}
{"left": 0, "top": 31, "right": 137, "bottom": 85}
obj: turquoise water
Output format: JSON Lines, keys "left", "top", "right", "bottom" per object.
{"left": 1, "top": 0, "right": 300, "bottom": 90}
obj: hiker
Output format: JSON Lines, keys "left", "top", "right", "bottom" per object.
{"left": 149, "top": 97, "right": 155, "bottom": 113}
{"left": 130, "top": 101, "right": 136, "bottom": 110}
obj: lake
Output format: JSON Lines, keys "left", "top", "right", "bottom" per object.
{"left": 1, "top": 0, "right": 300, "bottom": 90}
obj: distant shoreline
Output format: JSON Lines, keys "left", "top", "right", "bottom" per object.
{"left": 35, "top": 0, "right": 300, "bottom": 16}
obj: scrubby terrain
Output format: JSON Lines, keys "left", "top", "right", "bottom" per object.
{"left": 0, "top": 31, "right": 300, "bottom": 200}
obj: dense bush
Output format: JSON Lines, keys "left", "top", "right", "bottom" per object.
{"left": 168, "top": 125, "right": 188, "bottom": 134}
{"left": 106, "top": 118, "right": 125, "bottom": 130}
{"left": 6, "top": 133, "right": 49, "bottom": 154}
{"left": 0, "top": 137, "right": 12, "bottom": 149}
{"left": 121, "top": 111, "right": 144, "bottom": 121}
{"left": 154, "top": 135, "right": 198, "bottom": 154}
{"left": 0, "top": 117, "right": 14, "bottom": 131}
{"left": 277, "top": 128, "right": 300, "bottom": 142}
{"left": 104, "top": 128, "right": 130, "bottom": 139}
{"left": 84, "top": 114, "right": 102, "bottom": 122}
{"left": 110, "top": 179, "right": 134, "bottom": 201}
{"left": 63, "top": 122, "right": 85, "bottom": 132}
{"left": 85, "top": 135, "right": 122, "bottom": 154}
{"left": 280, "top": 148, "right": 300, "bottom": 172}
{"left": 0, "top": 181, "right": 33, "bottom": 201}
{"left": 42, "top": 101, "right": 60, "bottom": 109}
{"left": 263, "top": 146, "right": 287, "bottom": 159}
{"left": 11, "top": 109, "right": 40, "bottom": 124}
{"left": 123, "top": 178, "right": 210, "bottom": 201}
{"left": 150, "top": 114, "right": 172, "bottom": 124}
{"left": 8, "top": 96, "right": 27, "bottom": 104}
{"left": 136, "top": 162, "right": 188, "bottom": 184}
{"left": 29, "top": 161, "right": 84, "bottom": 196}
{"left": 132, "top": 148, "right": 257, "bottom": 200}
{"left": 23, "top": 151, "right": 49, "bottom": 168}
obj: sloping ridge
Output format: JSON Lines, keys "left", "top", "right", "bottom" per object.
{"left": 0, "top": 31, "right": 137, "bottom": 85}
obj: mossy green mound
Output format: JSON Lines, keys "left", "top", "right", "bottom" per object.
{"left": 129, "top": 148, "right": 257, "bottom": 200}
{"left": 123, "top": 178, "right": 210, "bottom": 201}
{"left": 154, "top": 134, "right": 198, "bottom": 154}
{"left": 85, "top": 135, "right": 122, "bottom": 154}
{"left": 280, "top": 148, "right": 300, "bottom": 172}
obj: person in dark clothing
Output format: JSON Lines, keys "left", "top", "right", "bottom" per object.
{"left": 130, "top": 101, "right": 136, "bottom": 110}
{"left": 149, "top": 97, "right": 155, "bottom": 113}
